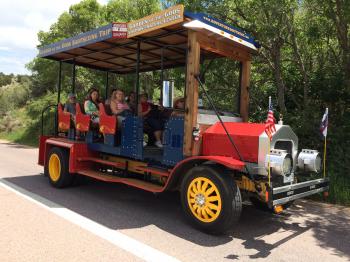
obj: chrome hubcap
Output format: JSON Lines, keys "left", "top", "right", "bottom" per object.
{"left": 195, "top": 193, "right": 206, "bottom": 207}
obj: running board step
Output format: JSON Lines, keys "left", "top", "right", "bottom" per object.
{"left": 134, "top": 166, "right": 170, "bottom": 177}
{"left": 77, "top": 169, "right": 164, "bottom": 192}
{"left": 77, "top": 157, "right": 126, "bottom": 169}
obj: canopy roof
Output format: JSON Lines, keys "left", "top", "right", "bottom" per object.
{"left": 38, "top": 5, "right": 259, "bottom": 74}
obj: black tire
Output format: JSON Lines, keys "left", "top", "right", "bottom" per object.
{"left": 180, "top": 165, "right": 242, "bottom": 235}
{"left": 45, "top": 147, "right": 73, "bottom": 188}
{"left": 250, "top": 197, "right": 294, "bottom": 213}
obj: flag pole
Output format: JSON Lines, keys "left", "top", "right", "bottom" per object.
{"left": 268, "top": 137, "right": 271, "bottom": 186}
{"left": 268, "top": 96, "right": 272, "bottom": 186}
{"left": 323, "top": 136, "right": 327, "bottom": 178}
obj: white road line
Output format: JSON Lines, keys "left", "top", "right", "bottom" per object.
{"left": 0, "top": 178, "right": 180, "bottom": 262}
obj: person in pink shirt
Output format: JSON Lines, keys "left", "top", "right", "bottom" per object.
{"left": 110, "top": 89, "right": 130, "bottom": 115}
{"left": 110, "top": 89, "right": 132, "bottom": 128}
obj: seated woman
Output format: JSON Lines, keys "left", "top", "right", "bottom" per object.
{"left": 171, "top": 97, "right": 185, "bottom": 117}
{"left": 110, "top": 89, "right": 132, "bottom": 126}
{"left": 138, "top": 93, "right": 163, "bottom": 148}
{"left": 84, "top": 88, "right": 100, "bottom": 124}
{"left": 105, "top": 88, "right": 117, "bottom": 106}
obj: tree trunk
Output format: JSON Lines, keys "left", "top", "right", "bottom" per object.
{"left": 329, "top": 0, "right": 350, "bottom": 90}
{"left": 271, "top": 46, "right": 287, "bottom": 113}
{"left": 287, "top": 15, "right": 310, "bottom": 109}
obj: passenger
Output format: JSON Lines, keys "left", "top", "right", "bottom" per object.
{"left": 110, "top": 89, "right": 132, "bottom": 128}
{"left": 171, "top": 97, "right": 185, "bottom": 117}
{"left": 110, "top": 89, "right": 131, "bottom": 116}
{"left": 105, "top": 88, "right": 117, "bottom": 106}
{"left": 138, "top": 93, "right": 163, "bottom": 148}
{"left": 84, "top": 88, "right": 100, "bottom": 124}
{"left": 126, "top": 91, "right": 137, "bottom": 114}
{"left": 64, "top": 93, "right": 77, "bottom": 121}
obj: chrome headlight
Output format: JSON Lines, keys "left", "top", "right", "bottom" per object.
{"left": 265, "top": 149, "right": 293, "bottom": 176}
{"left": 297, "top": 149, "right": 322, "bottom": 173}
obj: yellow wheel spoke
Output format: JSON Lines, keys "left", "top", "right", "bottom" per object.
{"left": 192, "top": 185, "right": 198, "bottom": 194}
{"left": 196, "top": 180, "right": 202, "bottom": 193}
{"left": 189, "top": 198, "right": 195, "bottom": 204}
{"left": 196, "top": 207, "right": 201, "bottom": 217}
{"left": 207, "top": 196, "right": 219, "bottom": 203}
{"left": 205, "top": 207, "right": 215, "bottom": 218}
{"left": 207, "top": 203, "right": 219, "bottom": 211}
{"left": 201, "top": 208, "right": 209, "bottom": 220}
{"left": 201, "top": 181, "right": 209, "bottom": 192}
{"left": 189, "top": 190, "right": 196, "bottom": 198}
{"left": 204, "top": 186, "right": 215, "bottom": 197}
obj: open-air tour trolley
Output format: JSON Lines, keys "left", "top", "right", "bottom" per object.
{"left": 38, "top": 5, "right": 329, "bottom": 234}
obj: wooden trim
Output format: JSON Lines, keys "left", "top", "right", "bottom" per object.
{"left": 240, "top": 60, "right": 251, "bottom": 122}
{"left": 196, "top": 32, "right": 251, "bottom": 62}
{"left": 184, "top": 30, "right": 200, "bottom": 157}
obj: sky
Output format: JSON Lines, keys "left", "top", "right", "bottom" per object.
{"left": 0, "top": 0, "right": 108, "bottom": 75}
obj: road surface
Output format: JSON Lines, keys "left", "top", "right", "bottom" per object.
{"left": 0, "top": 140, "right": 349, "bottom": 262}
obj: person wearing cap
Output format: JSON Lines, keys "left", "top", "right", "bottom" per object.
{"left": 64, "top": 93, "right": 77, "bottom": 121}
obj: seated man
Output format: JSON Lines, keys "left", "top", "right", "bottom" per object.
{"left": 138, "top": 93, "right": 163, "bottom": 148}
{"left": 64, "top": 93, "right": 77, "bottom": 121}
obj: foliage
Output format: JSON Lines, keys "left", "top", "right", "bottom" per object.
{"left": 1, "top": 0, "right": 349, "bottom": 204}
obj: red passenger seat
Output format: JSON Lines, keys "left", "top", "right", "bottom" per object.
{"left": 75, "top": 103, "right": 90, "bottom": 132}
{"left": 57, "top": 103, "right": 71, "bottom": 131}
{"left": 99, "top": 103, "right": 117, "bottom": 135}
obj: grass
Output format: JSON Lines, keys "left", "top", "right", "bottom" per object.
{"left": 0, "top": 128, "right": 39, "bottom": 147}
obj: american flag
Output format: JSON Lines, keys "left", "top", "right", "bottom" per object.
{"left": 265, "top": 96, "right": 276, "bottom": 141}
{"left": 320, "top": 108, "right": 328, "bottom": 137}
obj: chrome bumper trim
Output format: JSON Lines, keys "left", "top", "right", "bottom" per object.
{"left": 273, "top": 178, "right": 329, "bottom": 194}
{"left": 273, "top": 186, "right": 329, "bottom": 206}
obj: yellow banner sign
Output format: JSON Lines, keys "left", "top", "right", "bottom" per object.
{"left": 127, "top": 5, "right": 184, "bottom": 38}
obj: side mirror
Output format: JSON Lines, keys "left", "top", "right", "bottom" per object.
{"left": 162, "top": 80, "right": 174, "bottom": 108}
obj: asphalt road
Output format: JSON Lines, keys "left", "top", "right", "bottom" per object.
{"left": 0, "top": 140, "right": 349, "bottom": 262}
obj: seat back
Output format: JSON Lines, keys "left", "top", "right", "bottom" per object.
{"left": 99, "top": 103, "right": 117, "bottom": 135}
{"left": 57, "top": 103, "right": 71, "bottom": 131}
{"left": 75, "top": 103, "right": 90, "bottom": 132}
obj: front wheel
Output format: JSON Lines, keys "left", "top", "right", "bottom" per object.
{"left": 180, "top": 165, "right": 242, "bottom": 234}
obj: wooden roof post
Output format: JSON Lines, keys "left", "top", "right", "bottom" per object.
{"left": 240, "top": 60, "right": 251, "bottom": 122}
{"left": 184, "top": 30, "right": 200, "bottom": 157}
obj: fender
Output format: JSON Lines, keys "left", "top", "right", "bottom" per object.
{"left": 164, "top": 155, "right": 245, "bottom": 191}
{"left": 39, "top": 137, "right": 97, "bottom": 173}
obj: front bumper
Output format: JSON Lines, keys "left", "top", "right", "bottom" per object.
{"left": 268, "top": 178, "right": 329, "bottom": 207}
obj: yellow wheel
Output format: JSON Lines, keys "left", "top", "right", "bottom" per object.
{"left": 187, "top": 177, "right": 222, "bottom": 223}
{"left": 181, "top": 165, "right": 242, "bottom": 234}
{"left": 49, "top": 153, "right": 61, "bottom": 182}
{"left": 45, "top": 147, "right": 73, "bottom": 188}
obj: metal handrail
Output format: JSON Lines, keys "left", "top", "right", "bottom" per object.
{"left": 41, "top": 104, "right": 57, "bottom": 136}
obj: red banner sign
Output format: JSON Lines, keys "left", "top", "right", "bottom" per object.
{"left": 112, "top": 23, "right": 128, "bottom": 38}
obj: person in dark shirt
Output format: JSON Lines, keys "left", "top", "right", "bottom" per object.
{"left": 138, "top": 93, "right": 163, "bottom": 148}
{"left": 64, "top": 93, "right": 77, "bottom": 121}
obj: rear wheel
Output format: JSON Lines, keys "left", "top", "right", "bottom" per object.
{"left": 180, "top": 165, "right": 242, "bottom": 234}
{"left": 45, "top": 147, "right": 73, "bottom": 188}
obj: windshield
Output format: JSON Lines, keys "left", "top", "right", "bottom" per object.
{"left": 198, "top": 58, "right": 241, "bottom": 117}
